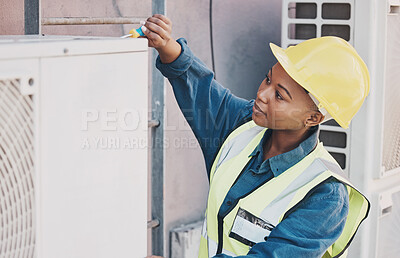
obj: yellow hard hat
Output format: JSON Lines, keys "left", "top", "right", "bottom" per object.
{"left": 270, "top": 36, "right": 370, "bottom": 129}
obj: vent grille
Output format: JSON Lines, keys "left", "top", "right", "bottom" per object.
{"left": 382, "top": 10, "right": 400, "bottom": 173}
{"left": 0, "top": 78, "right": 35, "bottom": 257}
{"left": 283, "top": 0, "right": 354, "bottom": 46}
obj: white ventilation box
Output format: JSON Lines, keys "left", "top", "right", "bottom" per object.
{"left": 0, "top": 36, "right": 148, "bottom": 258}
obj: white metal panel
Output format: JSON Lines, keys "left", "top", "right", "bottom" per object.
{"left": 376, "top": 186, "right": 400, "bottom": 257}
{"left": 38, "top": 51, "right": 148, "bottom": 258}
{"left": 0, "top": 35, "right": 147, "bottom": 59}
{"left": 0, "top": 37, "right": 148, "bottom": 258}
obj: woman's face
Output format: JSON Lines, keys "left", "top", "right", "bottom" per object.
{"left": 252, "top": 62, "right": 320, "bottom": 130}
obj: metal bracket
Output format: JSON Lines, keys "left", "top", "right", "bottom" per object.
{"left": 148, "top": 119, "right": 160, "bottom": 128}
{"left": 147, "top": 219, "right": 161, "bottom": 229}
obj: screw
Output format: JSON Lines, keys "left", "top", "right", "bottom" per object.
{"left": 28, "top": 78, "right": 34, "bottom": 86}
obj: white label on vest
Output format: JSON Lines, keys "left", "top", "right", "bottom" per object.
{"left": 229, "top": 208, "right": 275, "bottom": 246}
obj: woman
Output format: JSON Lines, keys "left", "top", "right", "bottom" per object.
{"left": 143, "top": 14, "right": 370, "bottom": 258}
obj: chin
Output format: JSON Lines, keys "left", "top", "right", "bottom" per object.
{"left": 252, "top": 113, "right": 269, "bottom": 128}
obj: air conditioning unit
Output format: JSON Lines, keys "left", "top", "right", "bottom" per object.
{"left": 281, "top": 0, "right": 400, "bottom": 257}
{"left": 0, "top": 36, "right": 148, "bottom": 258}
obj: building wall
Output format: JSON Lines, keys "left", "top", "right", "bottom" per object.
{"left": 40, "top": 0, "right": 150, "bottom": 36}
{"left": 0, "top": 0, "right": 24, "bottom": 34}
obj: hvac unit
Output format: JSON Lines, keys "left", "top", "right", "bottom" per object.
{"left": 281, "top": 0, "right": 400, "bottom": 257}
{"left": 0, "top": 36, "right": 148, "bottom": 258}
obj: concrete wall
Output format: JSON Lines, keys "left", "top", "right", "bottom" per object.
{"left": 212, "top": 1, "right": 282, "bottom": 100}
{"left": 0, "top": 0, "right": 24, "bottom": 34}
{"left": 0, "top": 0, "right": 282, "bottom": 256}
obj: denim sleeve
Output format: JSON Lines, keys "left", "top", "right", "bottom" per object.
{"left": 214, "top": 179, "right": 350, "bottom": 258}
{"left": 156, "top": 38, "right": 252, "bottom": 175}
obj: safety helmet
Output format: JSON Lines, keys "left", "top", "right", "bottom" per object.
{"left": 270, "top": 36, "right": 370, "bottom": 129}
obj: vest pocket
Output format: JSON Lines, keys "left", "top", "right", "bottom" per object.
{"left": 229, "top": 208, "right": 275, "bottom": 247}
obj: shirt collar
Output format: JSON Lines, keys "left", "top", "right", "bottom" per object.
{"left": 248, "top": 125, "right": 319, "bottom": 177}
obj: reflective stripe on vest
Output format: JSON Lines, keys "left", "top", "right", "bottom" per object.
{"left": 199, "top": 120, "right": 370, "bottom": 258}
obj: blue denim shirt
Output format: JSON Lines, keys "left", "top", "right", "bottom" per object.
{"left": 156, "top": 38, "right": 349, "bottom": 258}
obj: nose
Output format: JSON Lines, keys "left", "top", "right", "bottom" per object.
{"left": 257, "top": 83, "right": 273, "bottom": 104}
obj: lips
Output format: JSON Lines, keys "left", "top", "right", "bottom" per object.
{"left": 253, "top": 101, "right": 267, "bottom": 117}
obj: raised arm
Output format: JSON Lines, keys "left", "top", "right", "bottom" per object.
{"left": 143, "top": 14, "right": 252, "bottom": 175}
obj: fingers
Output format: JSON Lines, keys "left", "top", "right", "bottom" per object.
{"left": 139, "top": 14, "right": 174, "bottom": 49}
{"left": 146, "top": 16, "right": 171, "bottom": 34}
{"left": 144, "top": 20, "right": 170, "bottom": 41}
{"left": 141, "top": 14, "right": 173, "bottom": 48}
{"left": 153, "top": 14, "right": 172, "bottom": 26}
{"left": 141, "top": 27, "right": 163, "bottom": 47}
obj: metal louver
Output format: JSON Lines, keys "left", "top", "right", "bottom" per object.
{"left": 382, "top": 9, "right": 400, "bottom": 173}
{"left": 0, "top": 78, "right": 35, "bottom": 257}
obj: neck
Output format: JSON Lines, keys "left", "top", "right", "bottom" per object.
{"left": 263, "top": 127, "right": 311, "bottom": 161}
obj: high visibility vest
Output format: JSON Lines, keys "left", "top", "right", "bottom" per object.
{"left": 199, "top": 120, "right": 370, "bottom": 258}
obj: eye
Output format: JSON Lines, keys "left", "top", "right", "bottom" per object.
{"left": 265, "top": 74, "right": 271, "bottom": 84}
{"left": 276, "top": 90, "right": 283, "bottom": 100}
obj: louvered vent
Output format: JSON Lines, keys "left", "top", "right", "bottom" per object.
{"left": 382, "top": 9, "right": 400, "bottom": 173}
{"left": 0, "top": 78, "right": 35, "bottom": 257}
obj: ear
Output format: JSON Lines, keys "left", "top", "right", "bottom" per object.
{"left": 305, "top": 111, "right": 324, "bottom": 127}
